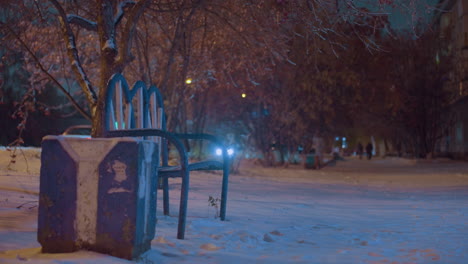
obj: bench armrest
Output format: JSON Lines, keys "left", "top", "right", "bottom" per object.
{"left": 173, "top": 133, "right": 230, "bottom": 165}
{"left": 104, "top": 128, "right": 190, "bottom": 171}
{"left": 173, "top": 133, "right": 224, "bottom": 146}
{"left": 104, "top": 129, "right": 230, "bottom": 178}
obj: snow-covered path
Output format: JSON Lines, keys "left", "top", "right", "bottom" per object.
{"left": 0, "top": 148, "right": 467, "bottom": 263}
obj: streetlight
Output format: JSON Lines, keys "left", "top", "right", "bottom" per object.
{"left": 185, "top": 78, "right": 192, "bottom": 84}
{"left": 241, "top": 93, "right": 246, "bottom": 98}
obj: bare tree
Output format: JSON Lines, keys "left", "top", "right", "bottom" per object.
{"left": 1, "top": 0, "right": 441, "bottom": 145}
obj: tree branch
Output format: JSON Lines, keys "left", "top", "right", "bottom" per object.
{"left": 116, "top": 0, "right": 152, "bottom": 69}
{"left": 114, "top": 1, "right": 137, "bottom": 26}
{"left": 49, "top": 0, "right": 98, "bottom": 110}
{"left": 67, "top": 14, "right": 97, "bottom": 31}
{"left": 1, "top": 22, "right": 92, "bottom": 121}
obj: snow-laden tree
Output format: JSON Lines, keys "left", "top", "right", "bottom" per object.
{"left": 1, "top": 0, "right": 442, "bottom": 149}
{"left": 2, "top": 0, "right": 295, "bottom": 137}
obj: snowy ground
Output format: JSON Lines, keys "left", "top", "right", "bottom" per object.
{"left": 0, "top": 147, "right": 467, "bottom": 263}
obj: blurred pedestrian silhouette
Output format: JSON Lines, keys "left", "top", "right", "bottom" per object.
{"left": 365, "top": 142, "right": 373, "bottom": 160}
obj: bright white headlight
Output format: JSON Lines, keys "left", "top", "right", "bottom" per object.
{"left": 227, "top": 148, "right": 234, "bottom": 156}
{"left": 215, "top": 148, "right": 234, "bottom": 156}
{"left": 215, "top": 148, "right": 222, "bottom": 156}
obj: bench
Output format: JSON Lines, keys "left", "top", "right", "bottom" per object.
{"left": 64, "top": 73, "right": 230, "bottom": 239}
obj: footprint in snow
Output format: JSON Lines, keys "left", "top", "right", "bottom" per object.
{"left": 200, "top": 243, "right": 223, "bottom": 251}
{"left": 263, "top": 230, "right": 286, "bottom": 242}
{"left": 263, "top": 233, "right": 274, "bottom": 242}
{"left": 153, "top": 236, "right": 176, "bottom": 247}
{"left": 270, "top": 230, "right": 284, "bottom": 236}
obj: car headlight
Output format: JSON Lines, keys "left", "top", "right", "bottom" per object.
{"left": 215, "top": 148, "right": 234, "bottom": 157}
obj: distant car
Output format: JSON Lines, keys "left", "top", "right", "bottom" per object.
{"left": 215, "top": 147, "right": 235, "bottom": 157}
{"left": 62, "top": 125, "right": 92, "bottom": 137}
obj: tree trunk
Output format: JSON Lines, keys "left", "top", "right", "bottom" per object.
{"left": 91, "top": 99, "right": 106, "bottom": 138}
{"left": 91, "top": 62, "right": 117, "bottom": 137}
{"left": 91, "top": 0, "right": 118, "bottom": 138}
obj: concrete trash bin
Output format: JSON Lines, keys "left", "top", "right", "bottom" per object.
{"left": 38, "top": 135, "right": 158, "bottom": 260}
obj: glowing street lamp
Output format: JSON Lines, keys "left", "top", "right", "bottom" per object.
{"left": 241, "top": 93, "right": 246, "bottom": 98}
{"left": 185, "top": 78, "right": 192, "bottom": 84}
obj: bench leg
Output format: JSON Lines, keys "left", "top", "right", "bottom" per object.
{"left": 177, "top": 169, "right": 189, "bottom": 239}
{"left": 220, "top": 163, "right": 229, "bottom": 221}
{"left": 163, "top": 177, "right": 170, "bottom": 215}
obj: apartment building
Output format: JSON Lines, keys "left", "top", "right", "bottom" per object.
{"left": 437, "top": 0, "right": 468, "bottom": 159}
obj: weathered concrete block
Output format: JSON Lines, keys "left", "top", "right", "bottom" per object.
{"left": 38, "top": 135, "right": 158, "bottom": 260}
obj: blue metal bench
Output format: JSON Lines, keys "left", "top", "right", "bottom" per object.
{"left": 66, "top": 74, "right": 230, "bottom": 239}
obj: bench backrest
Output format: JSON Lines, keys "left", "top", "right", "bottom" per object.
{"left": 105, "top": 73, "right": 168, "bottom": 165}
